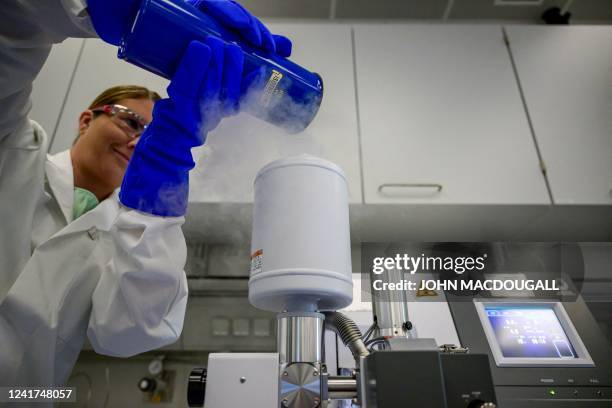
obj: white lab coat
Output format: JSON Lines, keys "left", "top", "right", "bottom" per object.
{"left": 0, "top": 0, "right": 189, "bottom": 387}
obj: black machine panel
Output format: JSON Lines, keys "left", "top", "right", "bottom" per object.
{"left": 447, "top": 295, "right": 612, "bottom": 407}
{"left": 364, "top": 350, "right": 497, "bottom": 408}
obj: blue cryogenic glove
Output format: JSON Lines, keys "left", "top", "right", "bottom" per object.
{"left": 88, "top": 0, "right": 292, "bottom": 57}
{"left": 119, "top": 37, "right": 244, "bottom": 216}
{"left": 271, "top": 34, "right": 292, "bottom": 58}
{"left": 188, "top": 0, "right": 292, "bottom": 57}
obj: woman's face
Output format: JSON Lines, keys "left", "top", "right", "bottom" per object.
{"left": 71, "top": 98, "right": 154, "bottom": 199}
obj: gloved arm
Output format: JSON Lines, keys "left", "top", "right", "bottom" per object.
{"left": 88, "top": 36, "right": 240, "bottom": 350}
{"left": 89, "top": 37, "right": 246, "bottom": 354}
{"left": 119, "top": 36, "right": 243, "bottom": 216}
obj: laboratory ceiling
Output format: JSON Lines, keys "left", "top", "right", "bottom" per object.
{"left": 244, "top": 0, "right": 612, "bottom": 23}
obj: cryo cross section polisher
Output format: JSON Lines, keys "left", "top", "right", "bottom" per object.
{"left": 187, "top": 156, "right": 498, "bottom": 408}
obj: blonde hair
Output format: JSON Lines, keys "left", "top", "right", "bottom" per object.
{"left": 74, "top": 85, "right": 161, "bottom": 144}
{"left": 88, "top": 84, "right": 161, "bottom": 110}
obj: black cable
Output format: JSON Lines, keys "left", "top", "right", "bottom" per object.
{"left": 365, "top": 335, "right": 390, "bottom": 351}
{"left": 364, "top": 336, "right": 383, "bottom": 346}
{"left": 362, "top": 322, "right": 377, "bottom": 342}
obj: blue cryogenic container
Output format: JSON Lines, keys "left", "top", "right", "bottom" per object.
{"left": 118, "top": 0, "right": 323, "bottom": 133}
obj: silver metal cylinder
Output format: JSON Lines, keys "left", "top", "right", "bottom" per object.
{"left": 277, "top": 312, "right": 324, "bottom": 364}
{"left": 371, "top": 267, "right": 413, "bottom": 338}
{"left": 327, "top": 376, "right": 357, "bottom": 400}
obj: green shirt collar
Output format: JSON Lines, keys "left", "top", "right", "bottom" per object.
{"left": 73, "top": 187, "right": 99, "bottom": 220}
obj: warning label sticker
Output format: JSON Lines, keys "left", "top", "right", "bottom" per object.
{"left": 250, "top": 249, "right": 263, "bottom": 274}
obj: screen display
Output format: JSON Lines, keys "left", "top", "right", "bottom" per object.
{"left": 485, "top": 306, "right": 577, "bottom": 358}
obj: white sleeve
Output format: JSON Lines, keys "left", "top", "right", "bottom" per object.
{"left": 87, "top": 207, "right": 189, "bottom": 357}
{"left": 0, "top": 198, "right": 188, "bottom": 386}
{"left": 0, "top": 0, "right": 96, "bottom": 142}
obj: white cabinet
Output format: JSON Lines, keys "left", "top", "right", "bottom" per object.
{"left": 30, "top": 38, "right": 84, "bottom": 144}
{"left": 505, "top": 26, "right": 612, "bottom": 205}
{"left": 189, "top": 23, "right": 361, "bottom": 204}
{"left": 51, "top": 39, "right": 169, "bottom": 154}
{"left": 353, "top": 25, "right": 549, "bottom": 205}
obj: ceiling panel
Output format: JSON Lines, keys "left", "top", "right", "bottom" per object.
{"left": 450, "top": 0, "right": 560, "bottom": 20}
{"left": 240, "top": 0, "right": 612, "bottom": 23}
{"left": 334, "top": 0, "right": 448, "bottom": 19}
{"left": 240, "top": 0, "right": 331, "bottom": 18}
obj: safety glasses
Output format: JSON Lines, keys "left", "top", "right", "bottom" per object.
{"left": 91, "top": 104, "right": 148, "bottom": 138}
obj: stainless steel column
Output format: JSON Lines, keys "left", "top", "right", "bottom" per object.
{"left": 277, "top": 312, "right": 324, "bottom": 408}
{"left": 277, "top": 312, "right": 324, "bottom": 364}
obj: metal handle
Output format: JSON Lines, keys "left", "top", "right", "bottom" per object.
{"left": 378, "top": 183, "right": 443, "bottom": 195}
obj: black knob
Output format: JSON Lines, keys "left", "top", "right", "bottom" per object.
{"left": 402, "top": 321, "right": 413, "bottom": 331}
{"left": 541, "top": 7, "right": 571, "bottom": 25}
{"left": 138, "top": 377, "right": 156, "bottom": 392}
{"left": 187, "top": 367, "right": 208, "bottom": 407}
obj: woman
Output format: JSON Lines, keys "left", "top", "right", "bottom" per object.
{"left": 0, "top": 0, "right": 290, "bottom": 387}
{"left": 71, "top": 86, "right": 160, "bottom": 212}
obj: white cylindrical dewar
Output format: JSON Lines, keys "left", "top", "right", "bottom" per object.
{"left": 249, "top": 155, "right": 353, "bottom": 313}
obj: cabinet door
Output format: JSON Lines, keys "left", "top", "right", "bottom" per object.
{"left": 506, "top": 26, "right": 612, "bottom": 205}
{"left": 354, "top": 25, "right": 549, "bottom": 204}
{"left": 51, "top": 39, "right": 169, "bottom": 154}
{"left": 31, "top": 38, "right": 84, "bottom": 143}
{"left": 189, "top": 23, "right": 362, "bottom": 203}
